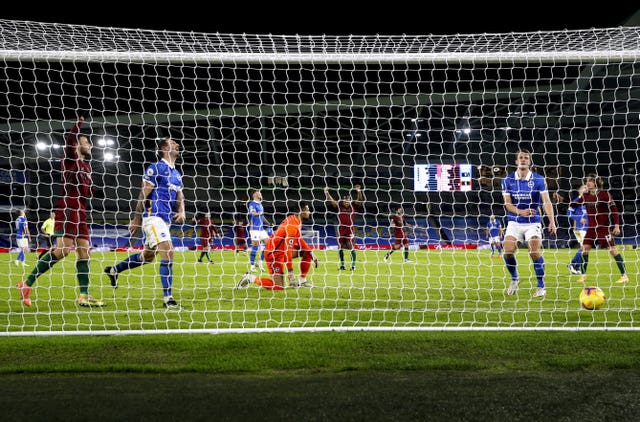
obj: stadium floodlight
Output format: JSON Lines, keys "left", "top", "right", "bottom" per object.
{"left": 97, "top": 137, "right": 115, "bottom": 147}
{"left": 103, "top": 152, "right": 117, "bottom": 161}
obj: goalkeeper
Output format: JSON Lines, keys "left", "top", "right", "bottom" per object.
{"left": 236, "top": 202, "right": 317, "bottom": 290}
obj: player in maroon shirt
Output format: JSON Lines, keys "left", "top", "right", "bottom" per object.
{"left": 192, "top": 212, "right": 221, "bottom": 263}
{"left": 325, "top": 184, "right": 364, "bottom": 270}
{"left": 17, "top": 116, "right": 104, "bottom": 307}
{"left": 383, "top": 205, "right": 415, "bottom": 263}
{"left": 234, "top": 219, "right": 248, "bottom": 254}
{"left": 570, "top": 174, "right": 628, "bottom": 284}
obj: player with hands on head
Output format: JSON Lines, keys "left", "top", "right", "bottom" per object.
{"left": 324, "top": 184, "right": 364, "bottom": 270}
{"left": 104, "top": 137, "right": 185, "bottom": 308}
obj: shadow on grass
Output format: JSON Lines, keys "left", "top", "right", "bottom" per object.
{"left": 2, "top": 371, "right": 639, "bottom": 421}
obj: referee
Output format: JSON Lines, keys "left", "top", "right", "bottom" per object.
{"left": 38, "top": 211, "right": 56, "bottom": 259}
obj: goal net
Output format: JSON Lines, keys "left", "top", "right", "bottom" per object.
{"left": 1, "top": 20, "right": 639, "bottom": 334}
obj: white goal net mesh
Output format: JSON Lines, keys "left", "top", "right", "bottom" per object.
{"left": 1, "top": 20, "right": 639, "bottom": 334}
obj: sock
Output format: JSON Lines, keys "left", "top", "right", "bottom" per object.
{"left": 614, "top": 254, "right": 626, "bottom": 275}
{"left": 503, "top": 255, "right": 518, "bottom": 280}
{"left": 339, "top": 250, "right": 345, "bottom": 266}
{"left": 76, "top": 259, "right": 90, "bottom": 295}
{"left": 300, "top": 253, "right": 312, "bottom": 278}
{"left": 490, "top": 244, "right": 495, "bottom": 254}
{"left": 160, "top": 260, "right": 172, "bottom": 297}
{"left": 404, "top": 248, "right": 409, "bottom": 260}
{"left": 254, "top": 277, "right": 284, "bottom": 290}
{"left": 497, "top": 245, "right": 503, "bottom": 254}
{"left": 570, "top": 250, "right": 583, "bottom": 270}
{"left": 350, "top": 250, "right": 356, "bottom": 267}
{"left": 385, "top": 250, "right": 394, "bottom": 258}
{"left": 114, "top": 253, "right": 144, "bottom": 273}
{"left": 26, "top": 253, "right": 59, "bottom": 287}
{"left": 17, "top": 250, "right": 24, "bottom": 262}
{"left": 532, "top": 256, "right": 545, "bottom": 288}
{"left": 250, "top": 246, "right": 258, "bottom": 265}
{"left": 581, "top": 253, "right": 589, "bottom": 274}
{"left": 203, "top": 251, "right": 211, "bottom": 262}
{"left": 198, "top": 251, "right": 205, "bottom": 262}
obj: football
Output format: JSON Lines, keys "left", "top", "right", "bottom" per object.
{"left": 579, "top": 286, "right": 606, "bottom": 310}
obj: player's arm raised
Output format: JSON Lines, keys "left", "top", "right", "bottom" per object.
{"left": 353, "top": 184, "right": 364, "bottom": 207}
{"left": 324, "top": 187, "right": 338, "bottom": 209}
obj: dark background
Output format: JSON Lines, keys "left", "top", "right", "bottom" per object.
{"left": 3, "top": 3, "right": 639, "bottom": 35}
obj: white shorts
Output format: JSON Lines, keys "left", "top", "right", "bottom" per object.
{"left": 249, "top": 229, "right": 269, "bottom": 242}
{"left": 489, "top": 236, "right": 501, "bottom": 244}
{"left": 16, "top": 238, "right": 29, "bottom": 249}
{"left": 504, "top": 222, "right": 543, "bottom": 243}
{"left": 142, "top": 216, "right": 172, "bottom": 249}
{"left": 573, "top": 229, "right": 586, "bottom": 246}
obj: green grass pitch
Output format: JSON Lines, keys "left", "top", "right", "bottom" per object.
{"left": 1, "top": 248, "right": 638, "bottom": 332}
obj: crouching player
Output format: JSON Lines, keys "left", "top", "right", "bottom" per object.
{"left": 236, "top": 202, "right": 317, "bottom": 290}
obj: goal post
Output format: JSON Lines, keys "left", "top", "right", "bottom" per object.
{"left": 301, "top": 230, "right": 322, "bottom": 249}
{"left": 1, "top": 19, "right": 639, "bottom": 334}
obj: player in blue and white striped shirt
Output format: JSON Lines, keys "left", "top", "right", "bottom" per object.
{"left": 105, "top": 137, "right": 185, "bottom": 308}
{"left": 14, "top": 210, "right": 30, "bottom": 266}
{"left": 501, "top": 150, "right": 556, "bottom": 298}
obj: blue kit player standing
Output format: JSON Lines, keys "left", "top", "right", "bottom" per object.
{"left": 247, "top": 190, "right": 271, "bottom": 272}
{"left": 566, "top": 185, "right": 588, "bottom": 274}
{"left": 501, "top": 149, "right": 556, "bottom": 298}
{"left": 485, "top": 215, "right": 503, "bottom": 258}
{"left": 105, "top": 137, "right": 185, "bottom": 308}
{"left": 14, "top": 209, "right": 30, "bottom": 266}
